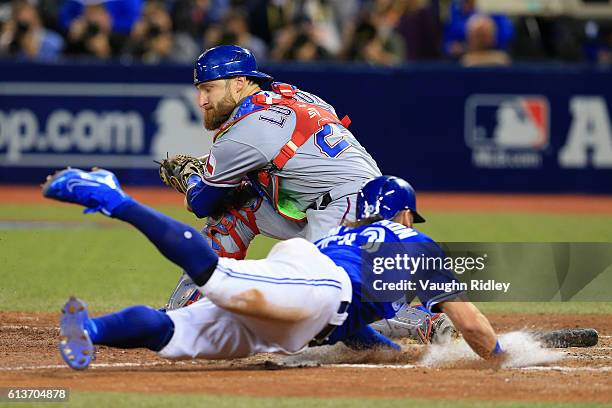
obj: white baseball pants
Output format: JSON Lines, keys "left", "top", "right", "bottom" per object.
{"left": 159, "top": 238, "right": 352, "bottom": 359}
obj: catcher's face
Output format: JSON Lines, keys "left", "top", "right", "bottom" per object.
{"left": 197, "top": 79, "right": 238, "bottom": 131}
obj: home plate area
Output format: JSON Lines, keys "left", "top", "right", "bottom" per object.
{"left": 0, "top": 311, "right": 611, "bottom": 403}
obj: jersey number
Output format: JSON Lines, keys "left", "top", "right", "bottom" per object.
{"left": 314, "top": 124, "right": 350, "bottom": 158}
{"left": 360, "top": 227, "right": 387, "bottom": 250}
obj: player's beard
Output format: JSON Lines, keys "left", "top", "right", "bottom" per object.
{"left": 204, "top": 91, "right": 237, "bottom": 130}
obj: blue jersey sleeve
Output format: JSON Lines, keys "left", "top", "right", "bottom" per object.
{"left": 407, "top": 241, "right": 465, "bottom": 313}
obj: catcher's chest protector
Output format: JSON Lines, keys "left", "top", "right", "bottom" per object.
{"left": 213, "top": 83, "right": 351, "bottom": 221}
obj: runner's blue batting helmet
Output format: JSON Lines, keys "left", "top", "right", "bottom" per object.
{"left": 356, "top": 176, "right": 425, "bottom": 223}
{"left": 193, "top": 45, "right": 273, "bottom": 85}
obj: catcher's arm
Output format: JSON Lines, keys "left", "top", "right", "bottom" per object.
{"left": 186, "top": 176, "right": 231, "bottom": 218}
{"left": 438, "top": 300, "right": 501, "bottom": 359}
{"left": 158, "top": 154, "right": 231, "bottom": 218}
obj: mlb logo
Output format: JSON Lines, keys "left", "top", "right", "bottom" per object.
{"left": 465, "top": 95, "right": 550, "bottom": 150}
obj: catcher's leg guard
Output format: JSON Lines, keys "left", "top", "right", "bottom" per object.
{"left": 164, "top": 197, "right": 262, "bottom": 311}
{"left": 370, "top": 303, "right": 457, "bottom": 345}
{"left": 205, "top": 198, "right": 261, "bottom": 259}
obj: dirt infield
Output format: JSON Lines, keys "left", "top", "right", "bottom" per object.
{"left": 0, "top": 312, "right": 611, "bottom": 403}
{"left": 3, "top": 185, "right": 612, "bottom": 214}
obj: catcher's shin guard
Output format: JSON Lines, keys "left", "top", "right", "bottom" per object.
{"left": 204, "top": 197, "right": 261, "bottom": 259}
{"left": 370, "top": 303, "right": 457, "bottom": 345}
{"left": 163, "top": 197, "right": 262, "bottom": 311}
{"left": 163, "top": 273, "right": 204, "bottom": 311}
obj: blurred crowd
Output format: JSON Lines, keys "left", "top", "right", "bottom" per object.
{"left": 1, "top": 0, "right": 611, "bottom": 66}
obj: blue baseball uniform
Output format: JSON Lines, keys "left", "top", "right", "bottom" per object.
{"left": 315, "top": 220, "right": 464, "bottom": 344}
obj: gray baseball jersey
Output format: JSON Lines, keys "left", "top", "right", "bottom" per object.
{"left": 203, "top": 87, "right": 382, "bottom": 219}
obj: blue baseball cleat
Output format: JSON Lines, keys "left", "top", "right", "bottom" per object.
{"left": 42, "top": 168, "right": 132, "bottom": 216}
{"left": 59, "top": 297, "right": 95, "bottom": 370}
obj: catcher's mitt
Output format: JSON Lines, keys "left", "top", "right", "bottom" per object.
{"left": 157, "top": 154, "right": 207, "bottom": 194}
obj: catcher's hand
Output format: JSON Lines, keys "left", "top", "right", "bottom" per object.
{"left": 157, "top": 154, "right": 207, "bottom": 195}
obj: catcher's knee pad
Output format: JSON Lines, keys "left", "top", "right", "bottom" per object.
{"left": 203, "top": 197, "right": 262, "bottom": 259}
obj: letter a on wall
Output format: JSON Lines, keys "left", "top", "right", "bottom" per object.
{"left": 559, "top": 97, "right": 612, "bottom": 168}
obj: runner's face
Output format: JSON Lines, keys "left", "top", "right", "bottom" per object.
{"left": 197, "top": 79, "right": 237, "bottom": 130}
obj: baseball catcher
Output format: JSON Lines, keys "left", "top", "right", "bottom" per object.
{"left": 157, "top": 44, "right": 455, "bottom": 344}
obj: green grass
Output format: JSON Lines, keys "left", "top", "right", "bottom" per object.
{"left": 418, "top": 212, "right": 612, "bottom": 242}
{"left": 5, "top": 392, "right": 612, "bottom": 408}
{"left": 4, "top": 205, "right": 612, "bottom": 240}
{"left": 0, "top": 204, "right": 197, "bottom": 223}
{"left": 475, "top": 302, "right": 612, "bottom": 314}
{"left": 0, "top": 205, "right": 274, "bottom": 311}
{"left": 1, "top": 205, "right": 611, "bottom": 312}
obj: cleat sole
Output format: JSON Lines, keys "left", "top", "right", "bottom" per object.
{"left": 58, "top": 297, "right": 95, "bottom": 370}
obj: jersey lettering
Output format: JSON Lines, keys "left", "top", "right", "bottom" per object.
{"left": 295, "top": 92, "right": 315, "bottom": 104}
{"left": 397, "top": 228, "right": 418, "bottom": 240}
{"left": 294, "top": 91, "right": 335, "bottom": 112}
{"left": 268, "top": 106, "right": 293, "bottom": 116}
{"left": 380, "top": 220, "right": 419, "bottom": 240}
{"left": 259, "top": 106, "right": 291, "bottom": 128}
{"left": 315, "top": 231, "right": 356, "bottom": 249}
{"left": 338, "top": 233, "right": 357, "bottom": 246}
{"left": 259, "top": 114, "right": 286, "bottom": 128}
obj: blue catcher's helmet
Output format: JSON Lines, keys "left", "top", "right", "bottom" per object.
{"left": 356, "top": 176, "right": 426, "bottom": 223}
{"left": 193, "top": 45, "right": 273, "bottom": 85}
